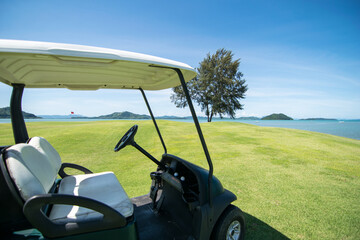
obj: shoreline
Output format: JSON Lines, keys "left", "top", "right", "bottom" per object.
{"left": 1, "top": 118, "right": 359, "bottom": 141}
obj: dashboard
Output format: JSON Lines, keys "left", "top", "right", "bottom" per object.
{"left": 160, "top": 155, "right": 200, "bottom": 204}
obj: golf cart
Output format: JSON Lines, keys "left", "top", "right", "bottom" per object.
{"left": 0, "top": 40, "right": 245, "bottom": 240}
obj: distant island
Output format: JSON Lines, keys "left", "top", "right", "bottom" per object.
{"left": 237, "top": 116, "right": 260, "bottom": 120}
{"left": 38, "top": 114, "right": 85, "bottom": 119}
{"left": 157, "top": 115, "right": 187, "bottom": 119}
{"left": 73, "top": 111, "right": 151, "bottom": 119}
{"left": 261, "top": 113, "right": 293, "bottom": 120}
{"left": 300, "top": 118, "right": 338, "bottom": 121}
{"left": 0, "top": 107, "right": 41, "bottom": 119}
{"left": 97, "top": 111, "right": 150, "bottom": 119}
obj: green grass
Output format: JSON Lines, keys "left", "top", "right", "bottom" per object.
{"left": 1, "top": 120, "right": 359, "bottom": 239}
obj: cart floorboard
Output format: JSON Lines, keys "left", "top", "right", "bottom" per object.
{"left": 132, "top": 195, "right": 193, "bottom": 240}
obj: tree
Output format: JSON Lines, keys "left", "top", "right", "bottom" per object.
{"left": 171, "top": 48, "right": 248, "bottom": 122}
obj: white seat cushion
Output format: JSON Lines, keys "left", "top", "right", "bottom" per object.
{"left": 49, "top": 172, "right": 134, "bottom": 223}
{"left": 6, "top": 144, "right": 59, "bottom": 200}
{"left": 28, "top": 137, "right": 62, "bottom": 173}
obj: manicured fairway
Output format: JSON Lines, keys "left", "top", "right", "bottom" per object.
{"left": 1, "top": 120, "right": 359, "bottom": 239}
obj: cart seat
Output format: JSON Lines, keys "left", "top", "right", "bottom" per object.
{"left": 3, "top": 136, "right": 133, "bottom": 237}
{"left": 49, "top": 171, "right": 134, "bottom": 222}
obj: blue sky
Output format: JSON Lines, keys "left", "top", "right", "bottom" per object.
{"left": 0, "top": 0, "right": 359, "bottom": 119}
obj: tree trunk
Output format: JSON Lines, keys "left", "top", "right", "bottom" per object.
{"left": 206, "top": 105, "right": 210, "bottom": 122}
{"left": 209, "top": 111, "right": 214, "bottom": 122}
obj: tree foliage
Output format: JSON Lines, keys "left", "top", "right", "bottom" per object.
{"left": 171, "top": 48, "right": 247, "bottom": 122}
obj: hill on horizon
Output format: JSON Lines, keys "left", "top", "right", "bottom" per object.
{"left": 0, "top": 107, "right": 41, "bottom": 119}
{"left": 95, "top": 111, "right": 151, "bottom": 119}
{"left": 262, "top": 113, "right": 293, "bottom": 120}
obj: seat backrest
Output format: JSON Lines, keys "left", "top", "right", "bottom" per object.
{"left": 28, "top": 137, "right": 62, "bottom": 174}
{"left": 5, "top": 137, "right": 62, "bottom": 201}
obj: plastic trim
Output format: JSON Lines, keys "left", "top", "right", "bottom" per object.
{"left": 23, "top": 193, "right": 127, "bottom": 238}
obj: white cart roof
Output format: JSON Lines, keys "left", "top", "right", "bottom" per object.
{"left": 0, "top": 40, "right": 196, "bottom": 90}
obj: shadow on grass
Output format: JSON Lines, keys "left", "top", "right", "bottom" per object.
{"left": 244, "top": 212, "right": 290, "bottom": 240}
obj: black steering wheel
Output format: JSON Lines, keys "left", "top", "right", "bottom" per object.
{"left": 114, "top": 125, "right": 138, "bottom": 152}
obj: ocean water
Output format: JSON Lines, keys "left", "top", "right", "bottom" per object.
{"left": 171, "top": 119, "right": 360, "bottom": 140}
{"left": 234, "top": 120, "right": 360, "bottom": 140}
{"left": 0, "top": 119, "right": 359, "bottom": 140}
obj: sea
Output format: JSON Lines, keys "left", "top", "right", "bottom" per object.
{"left": 0, "top": 118, "right": 359, "bottom": 141}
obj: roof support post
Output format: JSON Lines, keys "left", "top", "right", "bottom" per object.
{"left": 10, "top": 84, "right": 29, "bottom": 143}
{"left": 139, "top": 88, "right": 167, "bottom": 154}
{"left": 173, "top": 69, "right": 214, "bottom": 207}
